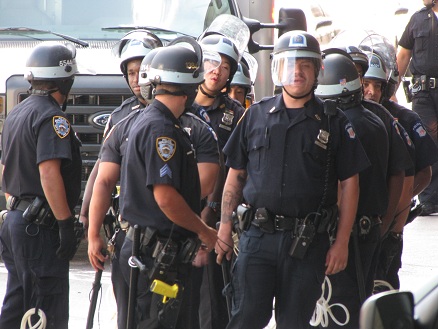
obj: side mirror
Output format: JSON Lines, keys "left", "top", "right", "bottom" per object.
{"left": 360, "top": 291, "right": 415, "bottom": 329}
{"left": 316, "top": 19, "right": 332, "bottom": 30}
{"left": 277, "top": 8, "right": 307, "bottom": 37}
{"left": 395, "top": 7, "right": 409, "bottom": 15}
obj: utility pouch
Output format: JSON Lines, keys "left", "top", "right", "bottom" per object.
{"left": 236, "top": 204, "right": 253, "bottom": 232}
{"left": 403, "top": 79, "right": 412, "bottom": 103}
{"left": 289, "top": 220, "right": 315, "bottom": 259}
{"left": 139, "top": 227, "right": 158, "bottom": 255}
{"left": 253, "top": 207, "right": 275, "bottom": 233}
{"left": 318, "top": 205, "right": 338, "bottom": 234}
{"left": 149, "top": 239, "right": 179, "bottom": 281}
{"left": 103, "top": 213, "right": 116, "bottom": 239}
{"left": 178, "top": 238, "right": 201, "bottom": 263}
{"left": 23, "top": 197, "right": 55, "bottom": 227}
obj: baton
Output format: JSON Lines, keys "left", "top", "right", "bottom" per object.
{"left": 86, "top": 249, "right": 106, "bottom": 329}
{"left": 216, "top": 222, "right": 232, "bottom": 320}
{"left": 126, "top": 225, "right": 141, "bottom": 329}
{"left": 352, "top": 224, "right": 366, "bottom": 304}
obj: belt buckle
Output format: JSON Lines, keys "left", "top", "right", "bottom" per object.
{"left": 430, "top": 77, "right": 436, "bottom": 89}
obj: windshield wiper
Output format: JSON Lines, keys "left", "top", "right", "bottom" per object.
{"left": 102, "top": 25, "right": 191, "bottom": 37}
{"left": 0, "top": 27, "right": 89, "bottom": 47}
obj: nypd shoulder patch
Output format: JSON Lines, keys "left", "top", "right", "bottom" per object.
{"left": 156, "top": 137, "right": 176, "bottom": 161}
{"left": 53, "top": 116, "right": 71, "bottom": 139}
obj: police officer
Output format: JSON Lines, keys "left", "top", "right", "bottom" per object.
{"left": 88, "top": 42, "right": 221, "bottom": 328}
{"left": 83, "top": 30, "right": 162, "bottom": 329}
{"left": 193, "top": 34, "right": 246, "bottom": 329}
{"left": 397, "top": 0, "right": 438, "bottom": 215}
{"left": 362, "top": 51, "right": 438, "bottom": 290}
{"left": 315, "top": 49, "right": 389, "bottom": 328}
{"left": 216, "top": 31, "right": 369, "bottom": 329}
{"left": 228, "top": 61, "right": 252, "bottom": 108}
{"left": 118, "top": 44, "right": 217, "bottom": 328}
{"left": 0, "top": 42, "right": 82, "bottom": 328}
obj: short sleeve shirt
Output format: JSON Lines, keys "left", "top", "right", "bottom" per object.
{"left": 120, "top": 100, "right": 200, "bottom": 238}
{"left": 223, "top": 95, "right": 370, "bottom": 218}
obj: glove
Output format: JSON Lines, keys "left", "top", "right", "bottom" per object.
{"left": 56, "top": 216, "right": 77, "bottom": 260}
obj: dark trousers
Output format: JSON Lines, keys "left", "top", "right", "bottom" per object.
{"left": 119, "top": 235, "right": 195, "bottom": 329}
{"left": 0, "top": 210, "right": 69, "bottom": 329}
{"left": 111, "top": 229, "right": 129, "bottom": 329}
{"left": 226, "top": 225, "right": 329, "bottom": 329}
{"left": 413, "top": 89, "right": 438, "bottom": 205}
{"left": 324, "top": 224, "right": 381, "bottom": 329}
{"left": 198, "top": 251, "right": 229, "bottom": 329}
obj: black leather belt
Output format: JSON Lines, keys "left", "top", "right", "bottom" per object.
{"left": 6, "top": 196, "right": 32, "bottom": 212}
{"left": 413, "top": 75, "right": 437, "bottom": 90}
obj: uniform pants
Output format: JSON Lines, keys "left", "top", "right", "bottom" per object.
{"left": 119, "top": 235, "right": 196, "bottom": 329}
{"left": 324, "top": 224, "right": 381, "bottom": 329}
{"left": 226, "top": 225, "right": 329, "bottom": 329}
{"left": 413, "top": 89, "right": 438, "bottom": 206}
{"left": 111, "top": 229, "right": 129, "bottom": 329}
{"left": 0, "top": 210, "right": 69, "bottom": 329}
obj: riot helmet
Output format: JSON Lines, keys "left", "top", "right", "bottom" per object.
{"left": 111, "top": 29, "right": 162, "bottom": 76}
{"left": 231, "top": 62, "right": 252, "bottom": 91}
{"left": 271, "top": 30, "right": 322, "bottom": 88}
{"left": 147, "top": 42, "right": 205, "bottom": 109}
{"left": 363, "top": 51, "right": 387, "bottom": 84}
{"left": 25, "top": 41, "right": 78, "bottom": 96}
{"left": 199, "top": 34, "right": 240, "bottom": 84}
{"left": 336, "top": 45, "right": 369, "bottom": 77}
{"left": 315, "top": 48, "right": 362, "bottom": 109}
{"left": 138, "top": 48, "right": 161, "bottom": 104}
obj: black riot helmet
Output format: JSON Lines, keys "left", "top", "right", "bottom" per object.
{"left": 315, "top": 48, "right": 362, "bottom": 110}
{"left": 138, "top": 48, "right": 161, "bottom": 104}
{"left": 271, "top": 30, "right": 322, "bottom": 87}
{"left": 25, "top": 41, "right": 78, "bottom": 96}
{"left": 336, "top": 45, "right": 369, "bottom": 77}
{"left": 147, "top": 42, "right": 205, "bottom": 109}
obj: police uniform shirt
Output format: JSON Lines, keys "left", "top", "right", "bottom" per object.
{"left": 103, "top": 96, "right": 145, "bottom": 138}
{"left": 382, "top": 98, "right": 438, "bottom": 173}
{"left": 223, "top": 94, "right": 370, "bottom": 218}
{"left": 192, "top": 94, "right": 245, "bottom": 151}
{"left": 1, "top": 94, "right": 82, "bottom": 210}
{"left": 179, "top": 111, "right": 220, "bottom": 165}
{"left": 399, "top": 6, "right": 438, "bottom": 76}
{"left": 362, "top": 99, "right": 414, "bottom": 176}
{"left": 343, "top": 104, "right": 389, "bottom": 216}
{"left": 99, "top": 108, "right": 143, "bottom": 164}
{"left": 120, "top": 99, "right": 200, "bottom": 238}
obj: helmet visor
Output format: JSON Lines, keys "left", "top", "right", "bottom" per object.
{"left": 271, "top": 50, "right": 320, "bottom": 87}
{"left": 202, "top": 49, "right": 221, "bottom": 75}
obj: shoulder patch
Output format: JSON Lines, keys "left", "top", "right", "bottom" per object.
{"left": 53, "top": 116, "right": 71, "bottom": 138}
{"left": 156, "top": 137, "right": 176, "bottom": 161}
{"left": 345, "top": 122, "right": 356, "bottom": 139}
{"left": 414, "top": 122, "right": 427, "bottom": 137}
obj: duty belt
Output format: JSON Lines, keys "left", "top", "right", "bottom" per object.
{"left": 412, "top": 75, "right": 437, "bottom": 91}
{"left": 7, "top": 195, "right": 56, "bottom": 228}
{"left": 6, "top": 196, "right": 32, "bottom": 212}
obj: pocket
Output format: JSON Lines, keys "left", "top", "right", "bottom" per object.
{"left": 239, "top": 226, "right": 264, "bottom": 254}
{"left": 413, "top": 30, "right": 429, "bottom": 53}
{"left": 247, "top": 133, "right": 269, "bottom": 172}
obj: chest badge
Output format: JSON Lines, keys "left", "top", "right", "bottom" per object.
{"left": 221, "top": 109, "right": 234, "bottom": 126}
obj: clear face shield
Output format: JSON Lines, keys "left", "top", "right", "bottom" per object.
{"left": 202, "top": 49, "right": 222, "bottom": 76}
{"left": 271, "top": 50, "right": 320, "bottom": 87}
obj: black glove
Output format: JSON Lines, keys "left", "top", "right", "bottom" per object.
{"left": 56, "top": 216, "right": 77, "bottom": 260}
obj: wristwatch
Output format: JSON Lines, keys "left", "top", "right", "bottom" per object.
{"left": 207, "top": 201, "right": 220, "bottom": 212}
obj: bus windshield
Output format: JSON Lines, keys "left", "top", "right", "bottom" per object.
{"left": 0, "top": 0, "right": 237, "bottom": 41}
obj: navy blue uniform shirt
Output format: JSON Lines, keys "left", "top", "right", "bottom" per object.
{"left": 223, "top": 94, "right": 369, "bottom": 218}
{"left": 120, "top": 100, "right": 200, "bottom": 238}
{"left": 1, "top": 94, "right": 82, "bottom": 210}
{"left": 382, "top": 98, "right": 438, "bottom": 173}
{"left": 193, "top": 94, "right": 245, "bottom": 151}
{"left": 103, "top": 96, "right": 145, "bottom": 138}
{"left": 343, "top": 104, "right": 389, "bottom": 216}
{"left": 362, "top": 99, "right": 414, "bottom": 176}
{"left": 399, "top": 6, "right": 438, "bottom": 77}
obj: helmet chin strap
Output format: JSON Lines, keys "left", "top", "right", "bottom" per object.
{"left": 283, "top": 86, "right": 315, "bottom": 100}
{"left": 199, "top": 85, "right": 217, "bottom": 99}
